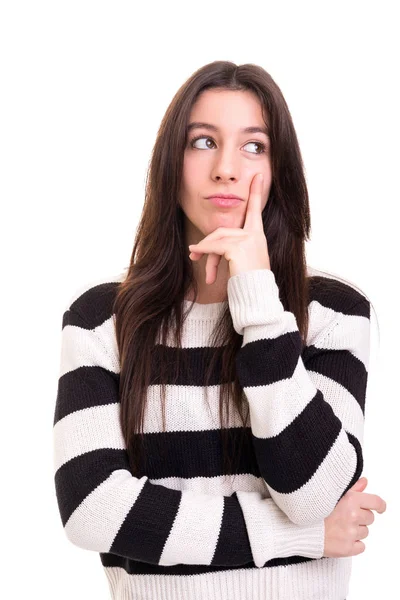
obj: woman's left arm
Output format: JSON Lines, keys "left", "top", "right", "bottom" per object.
{"left": 227, "top": 268, "right": 371, "bottom": 526}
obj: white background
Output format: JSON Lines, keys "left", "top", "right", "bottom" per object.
{"left": 1, "top": 1, "right": 398, "bottom": 598}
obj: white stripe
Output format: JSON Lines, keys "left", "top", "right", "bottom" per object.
{"left": 307, "top": 370, "right": 365, "bottom": 444}
{"left": 239, "top": 299, "right": 369, "bottom": 349}
{"left": 143, "top": 384, "right": 244, "bottom": 433}
{"left": 61, "top": 294, "right": 369, "bottom": 365}
{"left": 93, "top": 315, "right": 120, "bottom": 367}
{"left": 65, "top": 470, "right": 147, "bottom": 551}
{"left": 159, "top": 489, "right": 224, "bottom": 566}
{"left": 244, "top": 359, "right": 317, "bottom": 438}
{"left": 53, "top": 403, "right": 124, "bottom": 472}
{"left": 306, "top": 300, "right": 355, "bottom": 345}
{"left": 313, "top": 312, "right": 370, "bottom": 370}
{"left": 54, "top": 363, "right": 364, "bottom": 468}
{"left": 59, "top": 320, "right": 119, "bottom": 377}
{"left": 151, "top": 473, "right": 270, "bottom": 498}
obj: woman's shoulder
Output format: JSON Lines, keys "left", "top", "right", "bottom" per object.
{"left": 306, "top": 265, "right": 370, "bottom": 314}
{"left": 304, "top": 265, "right": 371, "bottom": 347}
{"left": 64, "top": 268, "right": 128, "bottom": 326}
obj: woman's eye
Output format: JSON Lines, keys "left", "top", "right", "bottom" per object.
{"left": 189, "top": 136, "right": 265, "bottom": 154}
{"left": 243, "top": 141, "right": 265, "bottom": 154}
{"left": 190, "top": 136, "right": 216, "bottom": 150}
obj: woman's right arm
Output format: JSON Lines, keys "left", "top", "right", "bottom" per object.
{"left": 53, "top": 304, "right": 325, "bottom": 569}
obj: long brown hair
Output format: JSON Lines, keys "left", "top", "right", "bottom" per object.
{"left": 112, "top": 60, "right": 371, "bottom": 478}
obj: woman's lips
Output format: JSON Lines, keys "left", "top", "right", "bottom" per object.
{"left": 208, "top": 196, "right": 242, "bottom": 208}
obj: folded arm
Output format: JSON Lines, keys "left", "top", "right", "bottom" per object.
{"left": 227, "top": 269, "right": 370, "bottom": 525}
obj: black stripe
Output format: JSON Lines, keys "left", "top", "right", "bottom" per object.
{"left": 100, "top": 551, "right": 321, "bottom": 574}
{"left": 66, "top": 276, "right": 370, "bottom": 332}
{"left": 234, "top": 331, "right": 302, "bottom": 388}
{"left": 54, "top": 332, "right": 367, "bottom": 426}
{"left": 53, "top": 365, "right": 119, "bottom": 425}
{"left": 55, "top": 448, "right": 131, "bottom": 526}
{"left": 211, "top": 493, "right": 253, "bottom": 565}
{"left": 150, "top": 344, "right": 225, "bottom": 386}
{"left": 69, "top": 281, "right": 120, "bottom": 330}
{"left": 303, "top": 345, "right": 368, "bottom": 414}
{"left": 110, "top": 479, "right": 182, "bottom": 564}
{"left": 55, "top": 425, "right": 262, "bottom": 495}
{"left": 134, "top": 427, "right": 259, "bottom": 480}
{"left": 338, "top": 432, "right": 364, "bottom": 498}
{"left": 308, "top": 276, "right": 369, "bottom": 315}
{"left": 251, "top": 392, "right": 342, "bottom": 493}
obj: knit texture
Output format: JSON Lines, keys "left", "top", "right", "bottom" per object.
{"left": 53, "top": 266, "right": 370, "bottom": 600}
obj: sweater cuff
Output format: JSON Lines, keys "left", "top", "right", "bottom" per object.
{"left": 227, "top": 269, "right": 285, "bottom": 335}
{"left": 236, "top": 491, "right": 325, "bottom": 568}
{"left": 269, "top": 503, "right": 325, "bottom": 561}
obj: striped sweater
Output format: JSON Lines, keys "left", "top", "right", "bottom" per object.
{"left": 53, "top": 266, "right": 371, "bottom": 600}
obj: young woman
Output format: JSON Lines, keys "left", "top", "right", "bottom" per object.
{"left": 53, "top": 60, "right": 386, "bottom": 600}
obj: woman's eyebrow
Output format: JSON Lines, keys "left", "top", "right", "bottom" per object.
{"left": 187, "top": 122, "right": 269, "bottom": 137}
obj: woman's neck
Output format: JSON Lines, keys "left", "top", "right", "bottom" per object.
{"left": 185, "top": 288, "right": 228, "bottom": 304}
{"left": 187, "top": 255, "right": 229, "bottom": 304}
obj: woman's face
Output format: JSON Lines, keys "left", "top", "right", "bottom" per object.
{"left": 180, "top": 88, "right": 273, "bottom": 244}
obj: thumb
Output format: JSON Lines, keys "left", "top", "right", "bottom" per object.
{"left": 351, "top": 476, "right": 368, "bottom": 491}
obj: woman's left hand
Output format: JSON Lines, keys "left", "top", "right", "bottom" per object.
{"left": 188, "top": 173, "right": 271, "bottom": 285}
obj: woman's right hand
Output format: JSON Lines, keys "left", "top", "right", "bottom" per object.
{"left": 323, "top": 477, "right": 387, "bottom": 557}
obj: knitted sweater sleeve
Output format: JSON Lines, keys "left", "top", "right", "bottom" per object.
{"left": 227, "top": 268, "right": 371, "bottom": 526}
{"left": 53, "top": 305, "right": 325, "bottom": 569}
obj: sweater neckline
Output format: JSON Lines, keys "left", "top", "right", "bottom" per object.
{"left": 183, "top": 298, "right": 228, "bottom": 321}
